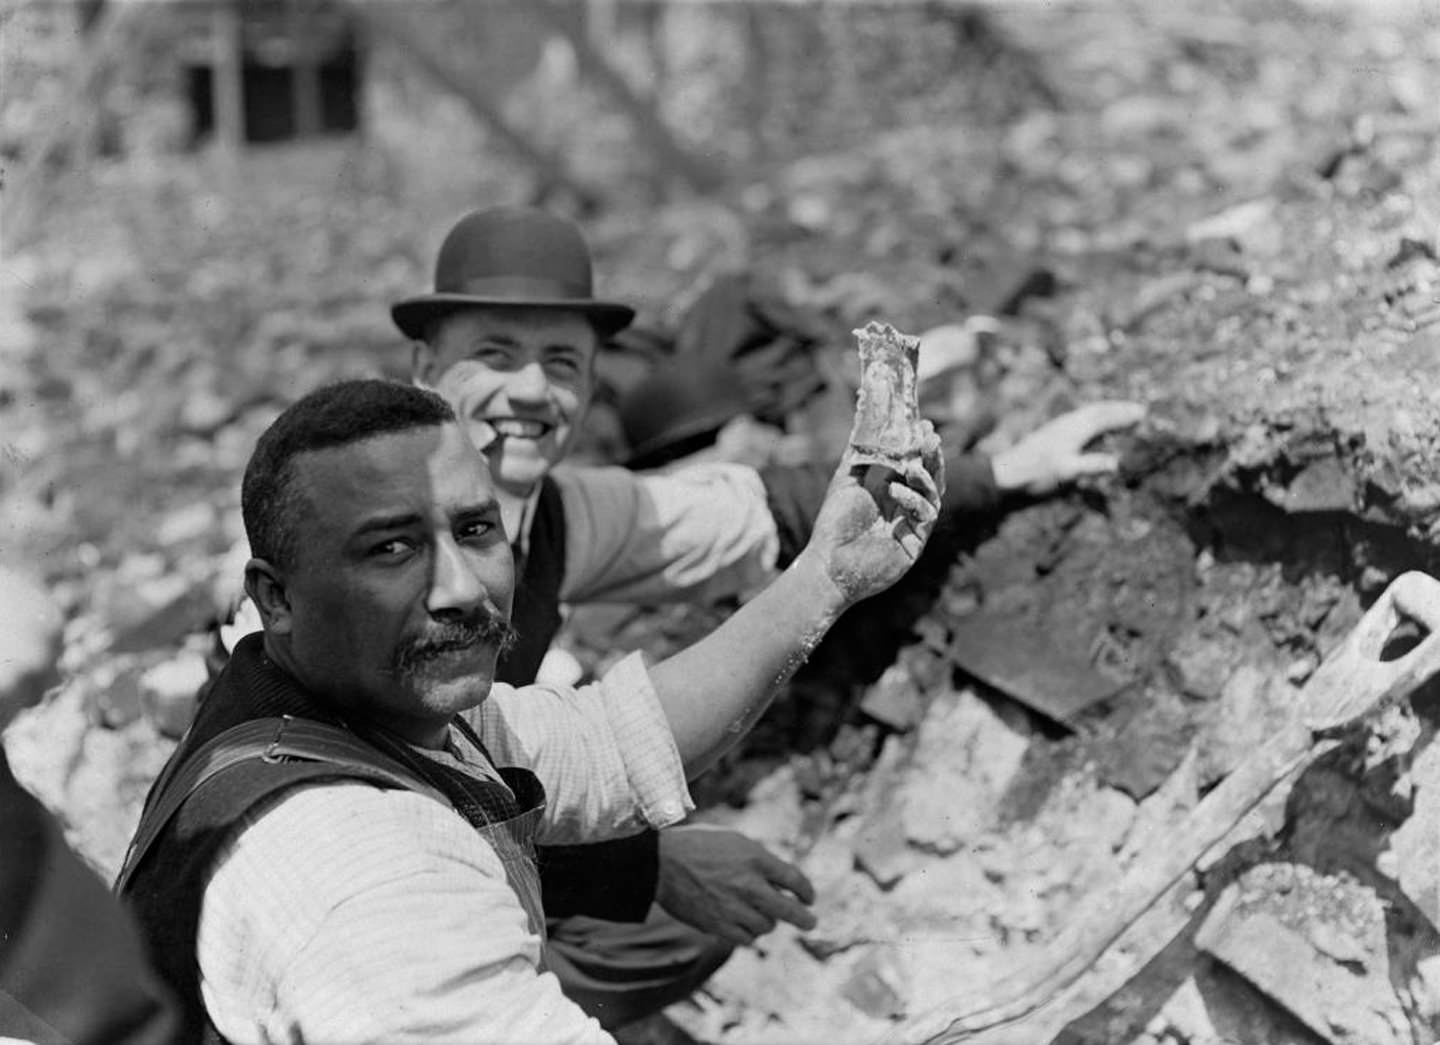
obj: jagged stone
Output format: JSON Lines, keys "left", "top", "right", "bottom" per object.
{"left": 1306, "top": 920, "right": 1372, "bottom": 969}
{"left": 804, "top": 826, "right": 895, "bottom": 960}
{"left": 853, "top": 805, "right": 916, "bottom": 890}
{"left": 900, "top": 642, "right": 950, "bottom": 693}
{"left": 1181, "top": 959, "right": 1321, "bottom": 1045}
{"left": 86, "top": 663, "right": 147, "bottom": 730}
{"left": 859, "top": 662, "right": 927, "bottom": 732}
{"left": 888, "top": 854, "right": 1005, "bottom": 939}
{"left": 1390, "top": 734, "right": 1440, "bottom": 931}
{"left": 1274, "top": 457, "right": 1359, "bottom": 513}
{"left": 1197, "top": 907, "right": 1406, "bottom": 1045}
{"left": 852, "top": 735, "right": 919, "bottom": 888}
{"left": 1184, "top": 198, "right": 1283, "bottom": 257}
{"left": 1088, "top": 785, "right": 1140, "bottom": 855}
{"left": 1092, "top": 688, "right": 1194, "bottom": 801}
{"left": 1285, "top": 652, "right": 1320, "bottom": 684}
{"left": 139, "top": 651, "right": 209, "bottom": 739}
{"left": 0, "top": 565, "right": 63, "bottom": 718}
{"left": 5, "top": 682, "right": 91, "bottom": 814}
{"left": 1191, "top": 863, "right": 1418, "bottom": 1045}
{"left": 106, "top": 576, "right": 218, "bottom": 654}
{"left": 1155, "top": 976, "right": 1220, "bottom": 1045}
{"left": 897, "top": 690, "right": 1029, "bottom": 854}
{"left": 692, "top": 929, "right": 847, "bottom": 1036}
{"left": 1165, "top": 630, "right": 1234, "bottom": 701}
{"left": 66, "top": 718, "right": 173, "bottom": 876}
{"left": 841, "top": 948, "right": 908, "bottom": 1020}
{"left": 1413, "top": 953, "right": 1440, "bottom": 1024}
{"left": 700, "top": 762, "right": 805, "bottom": 854}
{"left": 1117, "top": 746, "right": 1199, "bottom": 867}
{"left": 1197, "top": 662, "right": 1294, "bottom": 786}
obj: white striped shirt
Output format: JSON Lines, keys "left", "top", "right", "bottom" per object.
{"left": 197, "top": 653, "right": 691, "bottom": 1044}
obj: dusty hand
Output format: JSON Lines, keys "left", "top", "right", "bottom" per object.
{"left": 800, "top": 435, "right": 944, "bottom": 609}
{"left": 656, "top": 826, "right": 817, "bottom": 947}
{"left": 990, "top": 401, "right": 1146, "bottom": 498}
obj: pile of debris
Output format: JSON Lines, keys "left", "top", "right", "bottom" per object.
{"left": 635, "top": 17, "right": 1440, "bottom": 1045}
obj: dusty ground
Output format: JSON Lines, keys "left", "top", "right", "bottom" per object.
{"left": 5, "top": 3, "right": 1440, "bottom": 1044}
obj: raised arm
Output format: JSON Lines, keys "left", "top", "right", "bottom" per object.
{"left": 651, "top": 445, "right": 942, "bottom": 778}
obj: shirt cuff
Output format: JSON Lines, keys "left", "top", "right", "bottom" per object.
{"left": 598, "top": 652, "right": 693, "bottom": 828}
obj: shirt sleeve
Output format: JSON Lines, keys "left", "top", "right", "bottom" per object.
{"left": 473, "top": 652, "right": 694, "bottom": 844}
{"left": 553, "top": 463, "right": 780, "bottom": 605}
{"left": 198, "top": 782, "right": 615, "bottom": 1045}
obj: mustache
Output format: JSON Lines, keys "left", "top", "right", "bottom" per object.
{"left": 394, "top": 613, "right": 519, "bottom": 676}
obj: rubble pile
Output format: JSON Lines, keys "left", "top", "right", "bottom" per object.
{"left": 645, "top": 8, "right": 1440, "bottom": 1044}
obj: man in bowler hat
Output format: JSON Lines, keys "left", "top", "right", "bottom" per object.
{"left": 390, "top": 206, "right": 1144, "bottom": 1031}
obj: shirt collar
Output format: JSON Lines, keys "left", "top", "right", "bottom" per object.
{"left": 500, "top": 485, "right": 542, "bottom": 557}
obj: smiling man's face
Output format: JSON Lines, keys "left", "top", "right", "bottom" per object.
{"left": 415, "top": 307, "right": 598, "bottom": 498}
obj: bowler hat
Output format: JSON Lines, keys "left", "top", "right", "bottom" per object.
{"left": 620, "top": 357, "right": 750, "bottom": 470}
{"left": 392, "top": 207, "right": 635, "bottom": 341}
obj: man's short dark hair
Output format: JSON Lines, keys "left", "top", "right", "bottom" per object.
{"left": 242, "top": 380, "right": 456, "bottom": 570}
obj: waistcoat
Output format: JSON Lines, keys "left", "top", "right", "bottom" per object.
{"left": 118, "top": 634, "right": 546, "bottom": 1044}
{"left": 499, "top": 475, "right": 566, "bottom": 686}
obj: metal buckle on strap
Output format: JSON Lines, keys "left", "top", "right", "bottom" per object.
{"left": 261, "top": 715, "right": 293, "bottom": 763}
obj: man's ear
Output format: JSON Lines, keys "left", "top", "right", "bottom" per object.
{"left": 411, "top": 340, "right": 438, "bottom": 387}
{"left": 244, "top": 558, "right": 293, "bottom": 637}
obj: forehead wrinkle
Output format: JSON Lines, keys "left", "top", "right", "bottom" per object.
{"left": 291, "top": 429, "right": 452, "bottom": 514}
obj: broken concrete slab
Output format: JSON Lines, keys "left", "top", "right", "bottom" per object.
{"left": 1197, "top": 907, "right": 1406, "bottom": 1045}
{"left": 898, "top": 690, "right": 1030, "bottom": 854}
{"left": 1196, "top": 870, "right": 1411, "bottom": 1045}
{"left": 946, "top": 611, "right": 1124, "bottom": 726}
{"left": 1390, "top": 733, "right": 1440, "bottom": 931}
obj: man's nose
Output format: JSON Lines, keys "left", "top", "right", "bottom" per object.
{"left": 505, "top": 361, "right": 549, "bottom": 403}
{"left": 427, "top": 535, "right": 484, "bottom": 616}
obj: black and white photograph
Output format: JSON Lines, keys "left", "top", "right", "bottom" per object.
{"left": 3, "top": 1, "right": 1440, "bottom": 1042}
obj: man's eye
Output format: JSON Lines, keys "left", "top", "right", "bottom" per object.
{"left": 458, "top": 519, "right": 498, "bottom": 543}
{"left": 474, "top": 345, "right": 514, "bottom": 366}
{"left": 370, "top": 538, "right": 414, "bottom": 559}
{"left": 545, "top": 356, "right": 581, "bottom": 376}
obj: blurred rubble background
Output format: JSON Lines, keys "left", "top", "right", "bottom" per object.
{"left": 5, "top": 0, "right": 1440, "bottom": 1042}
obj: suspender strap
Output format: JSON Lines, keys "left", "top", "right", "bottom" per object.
{"left": 115, "top": 716, "right": 448, "bottom": 893}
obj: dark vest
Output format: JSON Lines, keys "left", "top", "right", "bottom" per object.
{"left": 493, "top": 475, "right": 663, "bottom": 922}
{"left": 498, "top": 475, "right": 567, "bottom": 686}
{"left": 118, "top": 635, "right": 543, "bottom": 1045}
